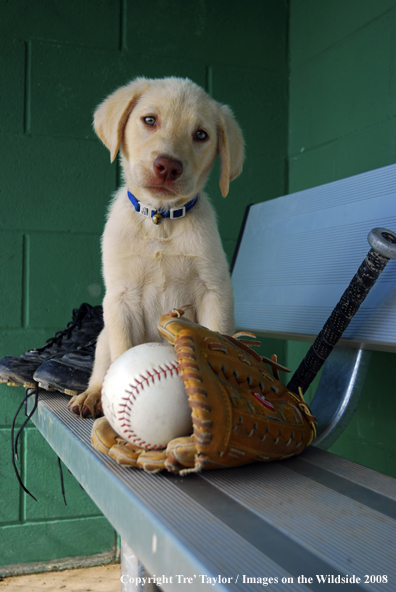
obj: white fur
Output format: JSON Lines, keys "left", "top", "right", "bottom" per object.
{"left": 69, "top": 76, "right": 245, "bottom": 416}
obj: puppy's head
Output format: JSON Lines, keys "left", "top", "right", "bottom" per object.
{"left": 94, "top": 77, "right": 244, "bottom": 201}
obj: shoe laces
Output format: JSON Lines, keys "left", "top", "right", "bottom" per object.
{"left": 11, "top": 387, "right": 39, "bottom": 501}
{"left": 12, "top": 386, "right": 68, "bottom": 505}
{"left": 33, "top": 303, "right": 102, "bottom": 353}
{"left": 75, "top": 339, "right": 98, "bottom": 356}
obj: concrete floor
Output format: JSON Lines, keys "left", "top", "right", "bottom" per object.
{"left": 0, "top": 563, "right": 121, "bottom": 592}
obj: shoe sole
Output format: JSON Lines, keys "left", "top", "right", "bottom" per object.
{"left": 0, "top": 377, "right": 36, "bottom": 389}
{"left": 37, "top": 381, "right": 77, "bottom": 397}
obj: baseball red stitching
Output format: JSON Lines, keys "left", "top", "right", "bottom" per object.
{"left": 118, "top": 361, "right": 180, "bottom": 449}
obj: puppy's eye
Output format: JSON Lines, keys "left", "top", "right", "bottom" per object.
{"left": 194, "top": 129, "right": 208, "bottom": 142}
{"left": 143, "top": 116, "right": 156, "bottom": 126}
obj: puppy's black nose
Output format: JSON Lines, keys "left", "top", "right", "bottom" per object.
{"left": 154, "top": 156, "right": 183, "bottom": 182}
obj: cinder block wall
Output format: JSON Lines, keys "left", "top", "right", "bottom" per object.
{"left": 287, "top": 0, "right": 396, "bottom": 476}
{"left": 0, "top": 0, "right": 288, "bottom": 572}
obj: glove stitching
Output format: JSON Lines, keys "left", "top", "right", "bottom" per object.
{"left": 208, "top": 342, "right": 228, "bottom": 354}
{"left": 229, "top": 448, "right": 246, "bottom": 458}
{"left": 185, "top": 386, "right": 207, "bottom": 397}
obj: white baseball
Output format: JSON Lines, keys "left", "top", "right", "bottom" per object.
{"left": 101, "top": 342, "right": 192, "bottom": 450}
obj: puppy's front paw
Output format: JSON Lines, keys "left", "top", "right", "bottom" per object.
{"left": 68, "top": 390, "right": 103, "bottom": 418}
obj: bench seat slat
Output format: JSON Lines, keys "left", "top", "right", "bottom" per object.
{"left": 302, "top": 447, "right": 396, "bottom": 499}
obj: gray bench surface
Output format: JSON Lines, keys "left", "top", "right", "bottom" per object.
{"left": 29, "top": 391, "right": 396, "bottom": 592}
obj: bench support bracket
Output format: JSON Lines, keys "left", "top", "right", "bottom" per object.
{"left": 312, "top": 347, "right": 372, "bottom": 449}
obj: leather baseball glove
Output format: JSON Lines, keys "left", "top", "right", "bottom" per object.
{"left": 91, "top": 306, "right": 317, "bottom": 474}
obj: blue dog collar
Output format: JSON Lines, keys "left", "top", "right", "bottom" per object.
{"left": 127, "top": 191, "right": 199, "bottom": 225}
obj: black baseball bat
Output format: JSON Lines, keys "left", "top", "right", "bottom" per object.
{"left": 287, "top": 227, "right": 396, "bottom": 396}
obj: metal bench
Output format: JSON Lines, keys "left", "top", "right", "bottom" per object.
{"left": 27, "top": 163, "right": 396, "bottom": 591}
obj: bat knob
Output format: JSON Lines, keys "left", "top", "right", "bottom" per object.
{"left": 368, "top": 227, "right": 396, "bottom": 259}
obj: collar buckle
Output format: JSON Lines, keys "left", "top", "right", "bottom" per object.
{"left": 139, "top": 202, "right": 157, "bottom": 219}
{"left": 170, "top": 205, "right": 186, "bottom": 219}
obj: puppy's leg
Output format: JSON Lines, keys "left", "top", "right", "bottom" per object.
{"left": 68, "top": 327, "right": 110, "bottom": 417}
{"left": 197, "top": 286, "right": 235, "bottom": 336}
{"left": 104, "top": 291, "right": 145, "bottom": 361}
{"left": 69, "top": 294, "right": 145, "bottom": 418}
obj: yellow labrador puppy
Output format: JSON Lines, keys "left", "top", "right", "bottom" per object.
{"left": 69, "top": 77, "right": 244, "bottom": 417}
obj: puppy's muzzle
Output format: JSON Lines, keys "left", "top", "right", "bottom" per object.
{"left": 153, "top": 156, "right": 183, "bottom": 183}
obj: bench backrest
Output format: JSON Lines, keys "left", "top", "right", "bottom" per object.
{"left": 232, "top": 163, "right": 396, "bottom": 353}
{"left": 232, "top": 164, "right": 396, "bottom": 449}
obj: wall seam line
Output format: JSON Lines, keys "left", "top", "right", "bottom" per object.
{"left": 120, "top": 0, "right": 127, "bottom": 51}
{"left": 24, "top": 41, "right": 31, "bottom": 135}
{"left": 22, "top": 234, "right": 30, "bottom": 328}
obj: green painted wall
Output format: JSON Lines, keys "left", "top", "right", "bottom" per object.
{"left": 288, "top": 0, "right": 396, "bottom": 477}
{"left": 0, "top": 0, "right": 288, "bottom": 571}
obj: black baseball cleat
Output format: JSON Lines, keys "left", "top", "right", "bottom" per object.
{"left": 0, "top": 303, "right": 103, "bottom": 389}
{"left": 33, "top": 340, "right": 96, "bottom": 396}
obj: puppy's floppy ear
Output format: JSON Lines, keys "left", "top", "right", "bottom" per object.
{"left": 93, "top": 77, "right": 150, "bottom": 162}
{"left": 217, "top": 104, "right": 245, "bottom": 197}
